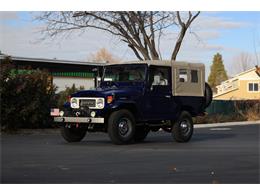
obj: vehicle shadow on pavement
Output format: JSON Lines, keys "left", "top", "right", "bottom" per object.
{"left": 58, "top": 132, "right": 236, "bottom": 146}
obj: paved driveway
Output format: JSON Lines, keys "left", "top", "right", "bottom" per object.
{"left": 1, "top": 124, "right": 259, "bottom": 183}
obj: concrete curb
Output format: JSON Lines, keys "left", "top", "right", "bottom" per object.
{"left": 195, "top": 120, "right": 260, "bottom": 128}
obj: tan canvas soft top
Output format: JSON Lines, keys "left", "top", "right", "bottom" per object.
{"left": 108, "top": 60, "right": 205, "bottom": 97}
{"left": 108, "top": 60, "right": 204, "bottom": 68}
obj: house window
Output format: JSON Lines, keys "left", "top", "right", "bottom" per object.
{"left": 191, "top": 70, "right": 198, "bottom": 83}
{"left": 179, "top": 69, "right": 188, "bottom": 82}
{"left": 248, "top": 83, "right": 259, "bottom": 92}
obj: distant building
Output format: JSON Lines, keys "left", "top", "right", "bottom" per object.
{"left": 214, "top": 66, "right": 260, "bottom": 100}
{"left": 0, "top": 55, "right": 105, "bottom": 92}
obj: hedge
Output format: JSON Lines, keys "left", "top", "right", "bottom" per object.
{"left": 1, "top": 58, "right": 57, "bottom": 131}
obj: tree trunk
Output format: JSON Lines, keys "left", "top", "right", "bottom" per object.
{"left": 171, "top": 28, "right": 187, "bottom": 60}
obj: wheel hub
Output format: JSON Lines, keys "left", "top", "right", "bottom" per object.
{"left": 118, "top": 118, "right": 130, "bottom": 136}
{"left": 180, "top": 122, "right": 188, "bottom": 129}
{"left": 180, "top": 120, "right": 190, "bottom": 135}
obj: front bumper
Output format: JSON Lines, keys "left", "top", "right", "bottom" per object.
{"left": 54, "top": 117, "right": 104, "bottom": 124}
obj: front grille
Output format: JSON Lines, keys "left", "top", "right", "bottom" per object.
{"left": 80, "top": 99, "right": 96, "bottom": 107}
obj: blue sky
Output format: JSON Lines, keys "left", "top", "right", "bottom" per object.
{"left": 209, "top": 12, "right": 260, "bottom": 52}
{"left": 0, "top": 11, "right": 260, "bottom": 77}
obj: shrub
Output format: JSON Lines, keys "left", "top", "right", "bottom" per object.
{"left": 194, "top": 113, "right": 246, "bottom": 124}
{"left": 234, "top": 100, "right": 260, "bottom": 121}
{"left": 0, "top": 58, "right": 57, "bottom": 131}
{"left": 57, "top": 84, "right": 84, "bottom": 109}
{"left": 195, "top": 100, "right": 260, "bottom": 124}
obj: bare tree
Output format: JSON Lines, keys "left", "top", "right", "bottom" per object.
{"left": 232, "top": 52, "right": 255, "bottom": 73}
{"left": 88, "top": 48, "right": 120, "bottom": 63}
{"left": 36, "top": 11, "right": 200, "bottom": 61}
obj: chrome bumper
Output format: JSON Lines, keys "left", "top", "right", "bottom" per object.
{"left": 54, "top": 117, "right": 104, "bottom": 124}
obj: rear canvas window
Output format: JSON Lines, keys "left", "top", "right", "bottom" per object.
{"left": 191, "top": 70, "right": 198, "bottom": 83}
{"left": 179, "top": 69, "right": 188, "bottom": 82}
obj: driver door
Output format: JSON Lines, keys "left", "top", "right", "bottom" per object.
{"left": 143, "top": 65, "right": 176, "bottom": 120}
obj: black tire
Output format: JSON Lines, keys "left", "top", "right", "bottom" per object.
{"left": 61, "top": 126, "right": 86, "bottom": 142}
{"left": 204, "top": 82, "right": 213, "bottom": 108}
{"left": 107, "top": 109, "right": 136, "bottom": 145}
{"left": 134, "top": 126, "right": 150, "bottom": 142}
{"left": 172, "top": 111, "right": 193, "bottom": 142}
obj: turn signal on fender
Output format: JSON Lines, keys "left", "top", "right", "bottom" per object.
{"left": 107, "top": 95, "right": 114, "bottom": 104}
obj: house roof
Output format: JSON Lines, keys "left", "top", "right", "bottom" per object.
{"left": 0, "top": 54, "right": 106, "bottom": 66}
{"left": 216, "top": 66, "right": 260, "bottom": 87}
{"left": 233, "top": 66, "right": 259, "bottom": 77}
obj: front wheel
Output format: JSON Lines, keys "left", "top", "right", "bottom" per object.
{"left": 107, "top": 109, "right": 136, "bottom": 145}
{"left": 61, "top": 126, "right": 86, "bottom": 142}
{"left": 172, "top": 111, "right": 193, "bottom": 142}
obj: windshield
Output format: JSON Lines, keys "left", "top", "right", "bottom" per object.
{"left": 103, "top": 64, "right": 146, "bottom": 82}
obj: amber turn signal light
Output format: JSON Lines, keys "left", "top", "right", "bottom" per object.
{"left": 107, "top": 95, "right": 114, "bottom": 104}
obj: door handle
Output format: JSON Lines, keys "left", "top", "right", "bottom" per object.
{"left": 165, "top": 95, "right": 171, "bottom": 98}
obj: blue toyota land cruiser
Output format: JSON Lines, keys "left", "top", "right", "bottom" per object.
{"left": 53, "top": 60, "right": 212, "bottom": 144}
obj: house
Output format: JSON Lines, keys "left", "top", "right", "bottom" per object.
{"left": 0, "top": 55, "right": 105, "bottom": 92}
{"left": 214, "top": 66, "right": 260, "bottom": 100}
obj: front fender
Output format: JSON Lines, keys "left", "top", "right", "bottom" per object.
{"left": 104, "top": 100, "right": 141, "bottom": 120}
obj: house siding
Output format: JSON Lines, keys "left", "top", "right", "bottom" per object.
{"left": 214, "top": 80, "right": 260, "bottom": 100}
{"left": 214, "top": 68, "right": 260, "bottom": 100}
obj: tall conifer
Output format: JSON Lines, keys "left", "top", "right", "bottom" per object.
{"left": 208, "top": 53, "right": 228, "bottom": 93}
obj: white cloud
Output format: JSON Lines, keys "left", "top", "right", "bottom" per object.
{"left": 0, "top": 11, "right": 253, "bottom": 78}
{"left": 192, "top": 14, "right": 246, "bottom": 30}
{"left": 0, "top": 22, "right": 135, "bottom": 61}
{"left": 0, "top": 11, "right": 18, "bottom": 20}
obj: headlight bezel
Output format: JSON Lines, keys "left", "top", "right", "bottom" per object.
{"left": 96, "top": 98, "right": 104, "bottom": 109}
{"left": 70, "top": 98, "right": 79, "bottom": 108}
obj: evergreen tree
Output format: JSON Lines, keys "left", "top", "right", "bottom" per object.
{"left": 208, "top": 53, "right": 228, "bottom": 93}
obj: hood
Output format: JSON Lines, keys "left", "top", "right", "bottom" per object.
{"left": 71, "top": 85, "right": 144, "bottom": 99}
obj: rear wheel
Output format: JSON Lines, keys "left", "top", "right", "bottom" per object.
{"left": 107, "top": 109, "right": 136, "bottom": 145}
{"left": 61, "top": 126, "right": 86, "bottom": 142}
{"left": 134, "top": 126, "right": 150, "bottom": 142}
{"left": 172, "top": 111, "right": 193, "bottom": 142}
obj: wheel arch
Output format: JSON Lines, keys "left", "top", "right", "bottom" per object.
{"left": 105, "top": 102, "right": 140, "bottom": 124}
{"left": 180, "top": 106, "right": 196, "bottom": 117}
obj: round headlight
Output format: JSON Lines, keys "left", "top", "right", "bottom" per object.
{"left": 71, "top": 98, "right": 78, "bottom": 108}
{"left": 96, "top": 98, "right": 104, "bottom": 108}
{"left": 90, "top": 111, "right": 96, "bottom": 117}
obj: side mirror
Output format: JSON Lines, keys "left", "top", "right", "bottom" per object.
{"left": 92, "top": 68, "right": 100, "bottom": 88}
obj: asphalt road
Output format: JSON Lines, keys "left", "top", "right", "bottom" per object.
{"left": 1, "top": 124, "right": 259, "bottom": 184}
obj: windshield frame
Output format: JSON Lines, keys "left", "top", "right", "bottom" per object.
{"left": 101, "top": 63, "right": 148, "bottom": 83}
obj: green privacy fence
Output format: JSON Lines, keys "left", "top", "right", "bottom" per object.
{"left": 206, "top": 100, "right": 260, "bottom": 115}
{"left": 9, "top": 70, "right": 95, "bottom": 78}
{"left": 206, "top": 100, "right": 236, "bottom": 115}
{"left": 52, "top": 72, "right": 94, "bottom": 78}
